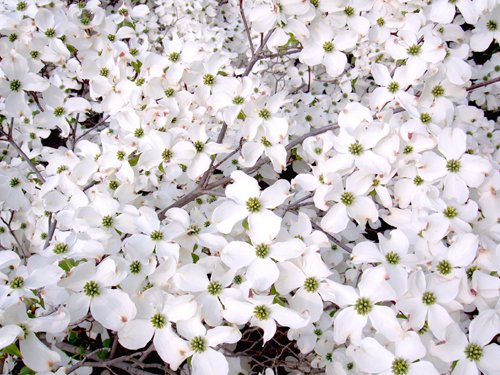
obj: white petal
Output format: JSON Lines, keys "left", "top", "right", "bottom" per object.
{"left": 333, "top": 307, "right": 367, "bottom": 344}
{"left": 206, "top": 326, "right": 241, "bottom": 347}
{"left": 247, "top": 209, "right": 282, "bottom": 244}
{"left": 260, "top": 179, "right": 290, "bottom": 209}
{"left": 90, "top": 289, "right": 137, "bottom": 331}
{"left": 246, "top": 257, "right": 279, "bottom": 291}
{"left": 369, "top": 306, "right": 403, "bottom": 342}
{"left": 192, "top": 349, "right": 229, "bottom": 375}
{"left": 438, "top": 127, "right": 466, "bottom": 160}
{"left": 118, "top": 319, "right": 155, "bottom": 350}
{"left": 0, "top": 325, "right": 23, "bottom": 349}
{"left": 321, "top": 203, "right": 349, "bottom": 234}
{"left": 221, "top": 241, "right": 256, "bottom": 269}
{"left": 20, "top": 332, "right": 60, "bottom": 372}
{"left": 153, "top": 326, "right": 190, "bottom": 371}
{"left": 212, "top": 201, "right": 248, "bottom": 234}
{"left": 349, "top": 337, "right": 393, "bottom": 373}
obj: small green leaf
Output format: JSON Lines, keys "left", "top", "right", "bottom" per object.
{"left": 191, "top": 253, "right": 200, "bottom": 264}
{"left": 2, "top": 343, "right": 21, "bottom": 357}
{"left": 128, "top": 153, "right": 140, "bottom": 167}
{"left": 58, "top": 258, "right": 77, "bottom": 272}
{"left": 241, "top": 218, "right": 249, "bottom": 231}
{"left": 20, "top": 367, "right": 36, "bottom": 375}
{"left": 158, "top": 162, "right": 165, "bottom": 174}
{"left": 102, "top": 339, "right": 111, "bottom": 348}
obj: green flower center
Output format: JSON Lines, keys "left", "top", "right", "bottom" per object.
{"left": 403, "top": 145, "right": 413, "bottom": 154}
{"left": 116, "top": 150, "right": 125, "bottom": 160}
{"left": 413, "top": 175, "right": 424, "bottom": 185}
{"left": 344, "top": 6, "right": 355, "bottom": 16}
{"left": 431, "top": 85, "right": 445, "bottom": 97}
{"left": 99, "top": 67, "right": 109, "bottom": 77}
{"left": 30, "top": 50, "right": 40, "bottom": 59}
{"left": 10, "top": 79, "right": 21, "bottom": 92}
{"left": 311, "top": 0, "right": 319, "bottom": 7}
{"left": 190, "top": 336, "right": 207, "bottom": 353}
{"left": 255, "top": 243, "right": 269, "bottom": 258}
{"left": 233, "top": 274, "right": 243, "bottom": 285}
{"left": 101, "top": 215, "right": 113, "bottom": 228}
{"left": 443, "top": 206, "right": 458, "bottom": 218}
{"left": 129, "top": 260, "right": 142, "bottom": 274}
{"left": 323, "top": 41, "right": 334, "bottom": 53}
{"left": 9, "top": 177, "right": 20, "bottom": 187}
{"left": 354, "top": 297, "right": 373, "bottom": 315}
{"left": 258, "top": 108, "right": 271, "bottom": 120}
{"left": 187, "top": 224, "right": 201, "bottom": 236}
{"left": 10, "top": 276, "right": 25, "bottom": 289}
{"left": 44, "top": 28, "right": 56, "bottom": 37}
{"left": 83, "top": 280, "right": 100, "bottom": 297}
{"left": 232, "top": 96, "right": 244, "bottom": 105}
{"left": 53, "top": 106, "right": 65, "bottom": 116}
{"left": 385, "top": 251, "right": 400, "bottom": 265}
{"left": 9, "top": 33, "right": 17, "bottom": 42}
{"left": 304, "top": 277, "right": 320, "bottom": 293}
{"left": 466, "top": 266, "right": 480, "bottom": 280}
{"left": 207, "top": 281, "right": 222, "bottom": 296}
{"left": 53, "top": 243, "right": 68, "bottom": 254}
{"left": 162, "top": 148, "right": 173, "bottom": 161}
{"left": 246, "top": 197, "right": 262, "bottom": 213}
{"left": 348, "top": 142, "right": 364, "bottom": 156}
{"left": 314, "top": 328, "right": 322, "bottom": 336}
{"left": 486, "top": 20, "right": 497, "bottom": 31}
{"left": 422, "top": 291, "right": 436, "bottom": 305}
{"left": 253, "top": 304, "right": 271, "bottom": 320}
{"left": 406, "top": 44, "right": 421, "bottom": 56}
{"left": 17, "top": 1, "right": 27, "bottom": 10}
{"left": 446, "top": 159, "right": 461, "bottom": 173}
{"left": 203, "top": 74, "right": 215, "bottom": 85}
{"left": 261, "top": 136, "right": 272, "bottom": 147}
{"left": 464, "top": 343, "right": 483, "bottom": 362}
{"left": 377, "top": 17, "right": 385, "bottom": 26}
{"left": 391, "top": 357, "right": 409, "bottom": 375}
{"left": 108, "top": 34, "right": 116, "bottom": 41}
{"left": 150, "top": 312, "right": 167, "bottom": 329}
{"left": 57, "top": 165, "right": 67, "bottom": 174}
{"left": 420, "top": 112, "right": 432, "bottom": 124}
{"left": 134, "top": 128, "right": 144, "bottom": 138}
{"left": 340, "top": 192, "right": 355, "bottom": 206}
{"left": 169, "top": 52, "right": 180, "bottom": 62}
{"left": 164, "top": 87, "right": 175, "bottom": 97}
{"left": 388, "top": 81, "right": 400, "bottom": 93}
{"left": 437, "top": 260, "right": 452, "bottom": 275}
{"left": 150, "top": 230, "right": 164, "bottom": 241}
{"left": 194, "top": 140, "right": 205, "bottom": 153}
{"left": 109, "top": 180, "right": 119, "bottom": 190}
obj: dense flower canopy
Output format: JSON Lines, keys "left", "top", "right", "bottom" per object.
{"left": 0, "top": 0, "right": 499, "bottom": 374}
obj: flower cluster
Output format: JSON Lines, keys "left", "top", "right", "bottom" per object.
{"left": 0, "top": 0, "right": 498, "bottom": 374}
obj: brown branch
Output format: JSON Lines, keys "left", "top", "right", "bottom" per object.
{"left": 240, "top": 0, "right": 255, "bottom": 56}
{"left": 466, "top": 76, "right": 500, "bottom": 92}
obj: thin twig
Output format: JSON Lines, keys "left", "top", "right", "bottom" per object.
{"left": 240, "top": 0, "right": 255, "bottom": 56}
{"left": 74, "top": 114, "right": 111, "bottom": 143}
{"left": 466, "top": 76, "right": 500, "bottom": 91}
{"left": 310, "top": 221, "right": 352, "bottom": 253}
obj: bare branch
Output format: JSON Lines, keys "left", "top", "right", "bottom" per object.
{"left": 466, "top": 76, "right": 500, "bottom": 91}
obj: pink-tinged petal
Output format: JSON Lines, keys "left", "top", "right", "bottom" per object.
{"left": 153, "top": 326, "right": 190, "bottom": 371}
{"left": 370, "top": 87, "right": 394, "bottom": 112}
{"left": 246, "top": 257, "right": 279, "bottom": 291}
{"left": 221, "top": 241, "right": 255, "bottom": 269}
{"left": 247, "top": 209, "right": 282, "bottom": 244}
{"left": 459, "top": 154, "right": 490, "bottom": 188}
{"left": 321, "top": 203, "right": 349, "bottom": 234}
{"left": 20, "top": 332, "right": 60, "bottom": 372}
{"left": 430, "top": 323, "right": 468, "bottom": 362}
{"left": 193, "top": 349, "right": 229, "bottom": 375}
{"left": 212, "top": 201, "right": 248, "bottom": 234}
{"left": 225, "top": 171, "right": 261, "bottom": 205}
{"left": 118, "top": 319, "right": 155, "bottom": 350}
{"left": 369, "top": 306, "right": 403, "bottom": 342}
{"left": 260, "top": 179, "right": 290, "bottom": 209}
{"left": 266, "top": 144, "right": 287, "bottom": 172}
{"left": 438, "top": 127, "right": 466, "bottom": 160}
{"left": 348, "top": 337, "right": 393, "bottom": 373}
{"left": 91, "top": 289, "right": 137, "bottom": 331}
{"left": 333, "top": 307, "right": 367, "bottom": 344}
